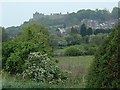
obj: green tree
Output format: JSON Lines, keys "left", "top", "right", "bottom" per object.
{"left": 2, "top": 23, "right": 52, "bottom": 74}
{"left": 6, "top": 53, "right": 24, "bottom": 74}
{"left": 80, "top": 23, "right": 87, "bottom": 37}
{"left": 21, "top": 23, "right": 51, "bottom": 55}
{"left": 65, "top": 34, "right": 81, "bottom": 45}
{"left": 86, "top": 25, "right": 120, "bottom": 88}
{"left": 2, "top": 27, "right": 8, "bottom": 42}
{"left": 87, "top": 27, "right": 93, "bottom": 35}
{"left": 88, "top": 34, "right": 107, "bottom": 46}
{"left": 50, "top": 35, "right": 59, "bottom": 51}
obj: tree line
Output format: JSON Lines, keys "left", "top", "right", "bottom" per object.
{"left": 29, "top": 7, "right": 119, "bottom": 26}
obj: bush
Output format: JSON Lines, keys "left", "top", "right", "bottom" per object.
{"left": 86, "top": 25, "right": 120, "bottom": 88}
{"left": 2, "top": 24, "right": 52, "bottom": 74}
{"left": 64, "top": 45, "right": 97, "bottom": 56}
{"left": 22, "top": 52, "right": 67, "bottom": 83}
{"left": 83, "top": 45, "right": 97, "bottom": 55}
{"left": 65, "top": 46, "right": 80, "bottom": 56}
{"left": 6, "top": 53, "right": 24, "bottom": 74}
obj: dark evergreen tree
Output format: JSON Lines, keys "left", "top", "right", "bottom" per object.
{"left": 87, "top": 27, "right": 93, "bottom": 35}
{"left": 80, "top": 23, "right": 87, "bottom": 37}
{"left": 86, "top": 25, "right": 120, "bottom": 88}
{"left": 94, "top": 29, "right": 112, "bottom": 35}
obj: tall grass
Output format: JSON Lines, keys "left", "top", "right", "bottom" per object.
{"left": 55, "top": 56, "right": 94, "bottom": 88}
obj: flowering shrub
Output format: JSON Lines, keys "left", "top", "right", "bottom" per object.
{"left": 22, "top": 52, "right": 67, "bottom": 83}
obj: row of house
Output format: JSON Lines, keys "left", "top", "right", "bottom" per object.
{"left": 81, "top": 19, "right": 117, "bottom": 29}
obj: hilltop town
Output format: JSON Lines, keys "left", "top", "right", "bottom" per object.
{"left": 27, "top": 7, "right": 118, "bottom": 35}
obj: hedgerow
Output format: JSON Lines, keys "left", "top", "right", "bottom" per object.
{"left": 86, "top": 25, "right": 120, "bottom": 88}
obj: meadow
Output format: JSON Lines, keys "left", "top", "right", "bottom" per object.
{"left": 55, "top": 56, "right": 94, "bottom": 88}
{"left": 2, "top": 55, "right": 94, "bottom": 88}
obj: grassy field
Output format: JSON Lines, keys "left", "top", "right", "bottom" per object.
{"left": 55, "top": 55, "right": 94, "bottom": 88}
{"left": 2, "top": 55, "right": 94, "bottom": 88}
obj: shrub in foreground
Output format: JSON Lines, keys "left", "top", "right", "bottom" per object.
{"left": 22, "top": 52, "right": 67, "bottom": 83}
{"left": 6, "top": 53, "right": 24, "bottom": 74}
{"left": 86, "top": 25, "right": 120, "bottom": 88}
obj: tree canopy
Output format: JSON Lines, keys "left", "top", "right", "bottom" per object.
{"left": 86, "top": 25, "right": 120, "bottom": 88}
{"left": 2, "top": 23, "right": 52, "bottom": 74}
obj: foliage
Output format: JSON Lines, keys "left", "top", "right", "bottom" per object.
{"left": 1, "top": 27, "right": 8, "bottom": 42}
{"left": 2, "top": 56, "right": 94, "bottom": 88}
{"left": 77, "top": 9, "right": 111, "bottom": 21}
{"left": 1, "top": 71, "right": 65, "bottom": 88}
{"left": 86, "top": 25, "right": 120, "bottom": 88}
{"left": 5, "top": 26, "right": 21, "bottom": 40}
{"left": 5, "top": 7, "right": 119, "bottom": 35}
{"left": 87, "top": 27, "right": 93, "bottom": 35}
{"left": 56, "top": 44, "right": 97, "bottom": 56}
{"left": 6, "top": 53, "right": 24, "bottom": 74}
{"left": 83, "top": 44, "right": 97, "bottom": 55}
{"left": 21, "top": 23, "right": 52, "bottom": 55}
{"left": 80, "top": 23, "right": 87, "bottom": 37}
{"left": 50, "top": 35, "right": 59, "bottom": 51}
{"left": 2, "top": 23, "right": 52, "bottom": 74}
{"left": 65, "top": 34, "right": 81, "bottom": 46}
{"left": 71, "top": 27, "right": 79, "bottom": 34}
{"left": 80, "top": 36, "right": 89, "bottom": 44}
{"left": 22, "top": 52, "right": 67, "bottom": 83}
{"left": 65, "top": 28, "right": 111, "bottom": 46}
{"left": 65, "top": 46, "right": 80, "bottom": 56}
{"left": 94, "top": 28, "right": 112, "bottom": 35}
{"left": 31, "top": 7, "right": 118, "bottom": 26}
{"left": 88, "top": 34, "right": 108, "bottom": 46}
{"left": 111, "top": 7, "right": 120, "bottom": 19}
{"left": 2, "top": 41, "right": 16, "bottom": 69}
{"left": 80, "top": 24, "right": 93, "bottom": 37}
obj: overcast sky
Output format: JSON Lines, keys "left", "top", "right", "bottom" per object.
{"left": 0, "top": 1, "right": 118, "bottom": 28}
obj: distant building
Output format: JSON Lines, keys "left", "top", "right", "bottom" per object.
{"left": 33, "top": 12, "right": 44, "bottom": 20}
{"left": 81, "top": 19, "right": 117, "bottom": 29}
{"left": 56, "top": 28, "right": 66, "bottom": 37}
